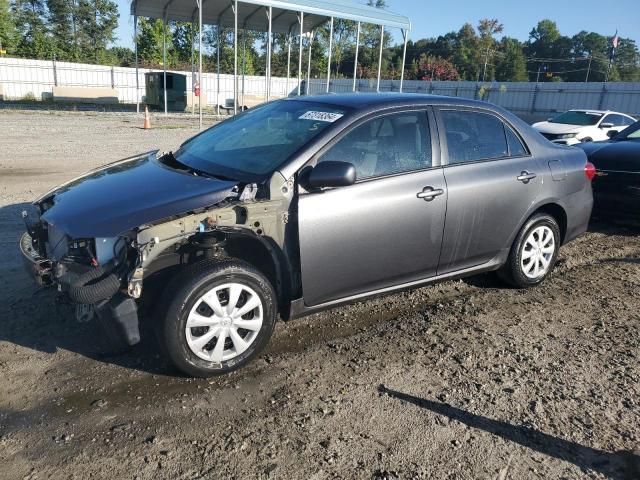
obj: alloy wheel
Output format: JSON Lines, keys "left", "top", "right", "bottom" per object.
{"left": 520, "top": 226, "right": 556, "bottom": 280}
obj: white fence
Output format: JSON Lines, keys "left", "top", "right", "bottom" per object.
{"left": 0, "top": 57, "right": 300, "bottom": 106}
{"left": 1, "top": 57, "right": 639, "bottom": 119}
{"left": 308, "top": 78, "right": 640, "bottom": 119}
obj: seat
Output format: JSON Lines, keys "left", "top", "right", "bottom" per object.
{"left": 375, "top": 121, "right": 423, "bottom": 176}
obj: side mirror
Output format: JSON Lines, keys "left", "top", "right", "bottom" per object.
{"left": 600, "top": 122, "right": 614, "bottom": 129}
{"left": 307, "top": 161, "right": 356, "bottom": 189}
{"left": 607, "top": 130, "right": 619, "bottom": 139}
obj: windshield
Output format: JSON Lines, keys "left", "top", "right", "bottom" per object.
{"left": 175, "top": 100, "right": 348, "bottom": 180}
{"left": 550, "top": 111, "right": 603, "bottom": 126}
{"left": 615, "top": 121, "right": 640, "bottom": 140}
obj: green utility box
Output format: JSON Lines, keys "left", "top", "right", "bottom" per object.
{"left": 145, "top": 72, "right": 187, "bottom": 112}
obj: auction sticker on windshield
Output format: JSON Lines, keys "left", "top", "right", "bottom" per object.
{"left": 299, "top": 111, "right": 344, "bottom": 122}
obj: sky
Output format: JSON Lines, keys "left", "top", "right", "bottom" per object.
{"left": 114, "top": 0, "right": 640, "bottom": 48}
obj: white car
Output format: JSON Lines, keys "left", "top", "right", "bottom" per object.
{"left": 533, "top": 110, "right": 636, "bottom": 146}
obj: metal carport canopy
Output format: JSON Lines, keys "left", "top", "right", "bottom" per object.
{"left": 131, "top": 0, "right": 411, "bottom": 33}
{"left": 130, "top": 0, "right": 412, "bottom": 130}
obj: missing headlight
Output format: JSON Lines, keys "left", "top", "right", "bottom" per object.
{"left": 66, "top": 239, "right": 97, "bottom": 265}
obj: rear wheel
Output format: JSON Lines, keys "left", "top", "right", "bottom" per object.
{"left": 159, "top": 259, "right": 277, "bottom": 377}
{"left": 499, "top": 213, "right": 560, "bottom": 288}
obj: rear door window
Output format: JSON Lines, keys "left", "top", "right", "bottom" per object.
{"left": 441, "top": 110, "right": 512, "bottom": 164}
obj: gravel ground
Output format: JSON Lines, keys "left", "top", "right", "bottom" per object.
{"left": 0, "top": 111, "right": 639, "bottom": 480}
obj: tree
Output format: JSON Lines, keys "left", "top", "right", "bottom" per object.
{"left": 359, "top": 0, "right": 393, "bottom": 79}
{"left": 324, "top": 18, "right": 355, "bottom": 78}
{"left": 418, "top": 54, "right": 459, "bottom": 81}
{"left": 453, "top": 23, "right": 480, "bottom": 80}
{"left": 107, "top": 45, "right": 134, "bottom": 66}
{"left": 136, "top": 17, "right": 174, "bottom": 67}
{"left": 0, "top": 0, "right": 18, "bottom": 53}
{"left": 3, "top": 5, "right": 639, "bottom": 85}
{"left": 612, "top": 38, "right": 640, "bottom": 82}
{"left": 477, "top": 19, "right": 503, "bottom": 81}
{"left": 526, "top": 19, "right": 573, "bottom": 81}
{"left": 47, "top": 0, "right": 80, "bottom": 61}
{"left": 12, "top": 0, "right": 53, "bottom": 59}
{"left": 269, "top": 33, "right": 290, "bottom": 78}
{"left": 172, "top": 21, "right": 194, "bottom": 67}
{"left": 203, "top": 25, "right": 260, "bottom": 76}
{"left": 76, "top": 0, "right": 118, "bottom": 63}
{"left": 529, "top": 19, "right": 561, "bottom": 44}
{"left": 571, "top": 31, "right": 608, "bottom": 82}
{"left": 495, "top": 37, "right": 527, "bottom": 81}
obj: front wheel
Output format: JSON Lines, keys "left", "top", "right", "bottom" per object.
{"left": 159, "top": 259, "right": 277, "bottom": 377}
{"left": 499, "top": 213, "right": 561, "bottom": 288}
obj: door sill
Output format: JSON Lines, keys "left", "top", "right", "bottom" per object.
{"left": 290, "top": 257, "right": 503, "bottom": 320}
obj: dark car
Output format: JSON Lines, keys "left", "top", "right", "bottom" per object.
{"left": 578, "top": 120, "right": 640, "bottom": 222}
{"left": 20, "top": 94, "right": 594, "bottom": 377}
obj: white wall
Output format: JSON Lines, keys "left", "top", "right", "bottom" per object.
{"left": 1, "top": 57, "right": 639, "bottom": 118}
{"left": 307, "top": 78, "right": 640, "bottom": 118}
{"left": 0, "top": 57, "right": 301, "bottom": 106}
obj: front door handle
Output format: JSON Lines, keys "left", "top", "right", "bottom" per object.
{"left": 417, "top": 187, "right": 445, "bottom": 201}
{"left": 517, "top": 171, "right": 537, "bottom": 184}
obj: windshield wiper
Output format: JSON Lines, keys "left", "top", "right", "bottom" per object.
{"left": 161, "top": 152, "right": 235, "bottom": 181}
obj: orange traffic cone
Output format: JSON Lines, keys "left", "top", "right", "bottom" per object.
{"left": 143, "top": 105, "right": 151, "bottom": 130}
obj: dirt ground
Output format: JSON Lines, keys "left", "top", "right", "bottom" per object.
{"left": 0, "top": 111, "right": 638, "bottom": 480}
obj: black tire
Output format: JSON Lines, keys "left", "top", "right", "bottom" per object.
{"left": 581, "top": 137, "right": 593, "bottom": 143}
{"left": 158, "top": 259, "right": 277, "bottom": 377}
{"left": 498, "top": 213, "right": 561, "bottom": 289}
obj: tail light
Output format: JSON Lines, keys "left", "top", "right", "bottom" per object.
{"left": 585, "top": 162, "right": 596, "bottom": 181}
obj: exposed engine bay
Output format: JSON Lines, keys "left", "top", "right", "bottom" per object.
{"left": 20, "top": 151, "right": 294, "bottom": 349}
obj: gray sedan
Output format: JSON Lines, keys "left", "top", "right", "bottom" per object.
{"left": 21, "top": 93, "right": 594, "bottom": 376}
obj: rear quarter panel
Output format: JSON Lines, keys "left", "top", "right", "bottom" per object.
{"left": 497, "top": 107, "right": 593, "bottom": 245}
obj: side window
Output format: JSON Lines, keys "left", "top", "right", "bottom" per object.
{"left": 610, "top": 115, "right": 619, "bottom": 126}
{"left": 603, "top": 114, "right": 625, "bottom": 126}
{"left": 505, "top": 126, "right": 528, "bottom": 157}
{"left": 622, "top": 116, "right": 635, "bottom": 126}
{"left": 441, "top": 110, "right": 509, "bottom": 164}
{"left": 318, "top": 112, "right": 432, "bottom": 180}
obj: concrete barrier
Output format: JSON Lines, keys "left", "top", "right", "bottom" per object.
{"left": 52, "top": 86, "right": 119, "bottom": 104}
{"left": 217, "top": 94, "right": 287, "bottom": 112}
{"left": 186, "top": 91, "right": 207, "bottom": 110}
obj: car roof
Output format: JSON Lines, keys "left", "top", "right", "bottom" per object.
{"left": 569, "top": 109, "right": 633, "bottom": 116}
{"left": 284, "top": 92, "right": 491, "bottom": 111}
{"left": 568, "top": 109, "right": 607, "bottom": 114}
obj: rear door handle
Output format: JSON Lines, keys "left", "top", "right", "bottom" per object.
{"left": 517, "top": 171, "right": 537, "bottom": 184}
{"left": 417, "top": 187, "right": 445, "bottom": 201}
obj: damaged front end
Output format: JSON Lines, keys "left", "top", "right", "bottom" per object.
{"left": 20, "top": 150, "right": 293, "bottom": 350}
{"left": 21, "top": 207, "right": 142, "bottom": 346}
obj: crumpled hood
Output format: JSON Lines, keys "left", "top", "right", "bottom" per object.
{"left": 532, "top": 122, "right": 583, "bottom": 135}
{"left": 39, "top": 152, "right": 239, "bottom": 238}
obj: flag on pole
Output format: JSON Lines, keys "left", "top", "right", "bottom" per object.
{"left": 612, "top": 31, "right": 620, "bottom": 49}
{"left": 606, "top": 31, "right": 619, "bottom": 82}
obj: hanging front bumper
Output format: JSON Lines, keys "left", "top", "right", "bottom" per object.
{"left": 20, "top": 232, "right": 54, "bottom": 287}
